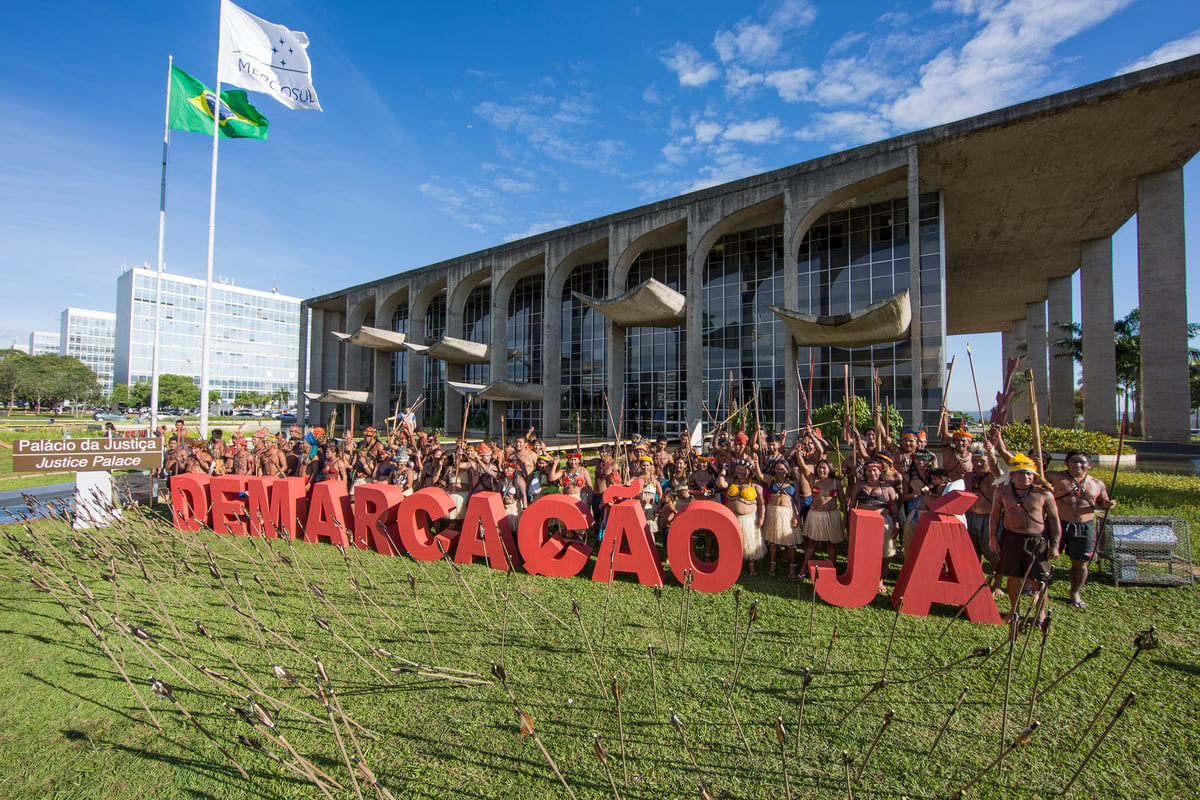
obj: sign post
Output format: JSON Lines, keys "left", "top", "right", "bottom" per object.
{"left": 13, "top": 438, "right": 164, "bottom": 529}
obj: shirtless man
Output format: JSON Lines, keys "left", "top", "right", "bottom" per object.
{"left": 988, "top": 454, "right": 1062, "bottom": 621}
{"left": 227, "top": 433, "right": 255, "bottom": 476}
{"left": 652, "top": 436, "right": 674, "bottom": 480}
{"left": 718, "top": 458, "right": 765, "bottom": 576}
{"left": 284, "top": 424, "right": 306, "bottom": 476}
{"left": 163, "top": 436, "right": 188, "bottom": 477}
{"left": 938, "top": 406, "right": 973, "bottom": 481}
{"left": 512, "top": 436, "right": 538, "bottom": 478}
{"left": 184, "top": 440, "right": 214, "bottom": 474}
{"left": 255, "top": 430, "right": 288, "bottom": 478}
{"left": 1045, "top": 451, "right": 1115, "bottom": 610}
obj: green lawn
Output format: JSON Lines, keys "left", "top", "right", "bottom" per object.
{"left": 0, "top": 476, "right": 1197, "bottom": 799}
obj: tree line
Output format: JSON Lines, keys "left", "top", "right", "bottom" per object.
{"left": 0, "top": 349, "right": 101, "bottom": 411}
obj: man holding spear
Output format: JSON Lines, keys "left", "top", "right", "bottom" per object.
{"left": 1044, "top": 451, "right": 1116, "bottom": 609}
{"left": 988, "top": 453, "right": 1061, "bottom": 622}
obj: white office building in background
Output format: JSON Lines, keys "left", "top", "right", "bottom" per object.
{"left": 59, "top": 308, "right": 116, "bottom": 392}
{"left": 113, "top": 266, "right": 301, "bottom": 403}
{"left": 28, "top": 331, "right": 60, "bottom": 355}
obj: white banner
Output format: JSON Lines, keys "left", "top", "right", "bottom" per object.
{"left": 218, "top": 0, "right": 322, "bottom": 111}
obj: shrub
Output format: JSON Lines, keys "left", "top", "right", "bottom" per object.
{"left": 811, "top": 397, "right": 905, "bottom": 442}
{"left": 999, "top": 421, "right": 1132, "bottom": 456}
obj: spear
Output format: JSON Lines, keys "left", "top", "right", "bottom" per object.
{"left": 516, "top": 706, "right": 578, "bottom": 800}
{"left": 807, "top": 349, "right": 816, "bottom": 426}
{"left": 647, "top": 645, "right": 660, "bottom": 716}
{"left": 611, "top": 677, "right": 629, "bottom": 789}
{"left": 838, "top": 678, "right": 886, "bottom": 726}
{"left": 1037, "top": 645, "right": 1103, "bottom": 702}
{"left": 718, "top": 677, "right": 753, "bottom": 756}
{"left": 774, "top": 716, "right": 791, "bottom": 799}
{"left": 928, "top": 687, "right": 969, "bottom": 757}
{"left": 855, "top": 709, "right": 894, "bottom": 783}
{"left": 406, "top": 572, "right": 438, "bottom": 662}
{"left": 1027, "top": 613, "right": 1052, "bottom": 725}
{"left": 572, "top": 600, "right": 606, "bottom": 693}
{"left": 965, "top": 343, "right": 986, "bottom": 428}
{"left": 1071, "top": 627, "right": 1157, "bottom": 752}
{"left": 727, "top": 599, "right": 757, "bottom": 696}
{"left": 941, "top": 355, "right": 957, "bottom": 409}
{"left": 821, "top": 622, "right": 839, "bottom": 675}
{"left": 670, "top": 709, "right": 701, "bottom": 774}
{"left": 947, "top": 722, "right": 1039, "bottom": 799}
{"left": 653, "top": 585, "right": 670, "bottom": 656}
{"left": 881, "top": 596, "right": 904, "bottom": 682}
{"left": 1062, "top": 693, "right": 1136, "bottom": 795}
{"left": 841, "top": 750, "right": 854, "bottom": 800}
{"left": 794, "top": 667, "right": 812, "bottom": 755}
{"left": 592, "top": 734, "right": 623, "bottom": 800}
{"left": 937, "top": 576, "right": 993, "bottom": 639}
{"left": 1088, "top": 399, "right": 1128, "bottom": 572}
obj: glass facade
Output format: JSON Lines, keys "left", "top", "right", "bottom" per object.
{"left": 702, "top": 226, "right": 788, "bottom": 432}
{"left": 422, "top": 293, "right": 446, "bottom": 427}
{"left": 506, "top": 274, "right": 543, "bottom": 433}
{"left": 113, "top": 268, "right": 300, "bottom": 402}
{"left": 560, "top": 261, "right": 609, "bottom": 434}
{"left": 60, "top": 308, "right": 116, "bottom": 392}
{"left": 795, "top": 193, "right": 942, "bottom": 428}
{"left": 624, "top": 245, "right": 687, "bottom": 438}
{"left": 462, "top": 286, "right": 491, "bottom": 386}
{"left": 29, "top": 331, "right": 60, "bottom": 356}
{"left": 390, "top": 303, "right": 409, "bottom": 410}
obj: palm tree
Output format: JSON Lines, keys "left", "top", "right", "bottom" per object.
{"left": 1052, "top": 309, "right": 1200, "bottom": 433}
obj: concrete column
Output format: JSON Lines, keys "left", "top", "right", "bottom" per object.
{"left": 372, "top": 349, "right": 389, "bottom": 427}
{"left": 307, "top": 308, "right": 325, "bottom": 427}
{"left": 1047, "top": 275, "right": 1075, "bottom": 428}
{"left": 906, "top": 146, "right": 923, "bottom": 429}
{"left": 1025, "top": 300, "right": 1048, "bottom": 424}
{"left": 1080, "top": 238, "right": 1117, "bottom": 434}
{"left": 1009, "top": 319, "right": 1028, "bottom": 416}
{"left": 1137, "top": 169, "right": 1190, "bottom": 442}
{"left": 685, "top": 214, "right": 705, "bottom": 432}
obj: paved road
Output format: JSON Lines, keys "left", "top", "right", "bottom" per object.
{"left": 0, "top": 481, "right": 75, "bottom": 523}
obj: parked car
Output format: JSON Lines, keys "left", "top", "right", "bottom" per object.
{"left": 94, "top": 411, "right": 124, "bottom": 421}
{"left": 276, "top": 413, "right": 297, "bottom": 424}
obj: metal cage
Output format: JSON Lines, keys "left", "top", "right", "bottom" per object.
{"left": 1095, "top": 515, "right": 1194, "bottom": 588}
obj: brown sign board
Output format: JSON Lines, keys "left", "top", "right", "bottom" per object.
{"left": 13, "top": 438, "right": 164, "bottom": 473}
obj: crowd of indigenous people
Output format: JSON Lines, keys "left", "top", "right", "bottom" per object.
{"left": 159, "top": 399, "right": 1115, "bottom": 620}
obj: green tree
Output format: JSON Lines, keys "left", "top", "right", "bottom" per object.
{"left": 208, "top": 390, "right": 223, "bottom": 407}
{"left": 129, "top": 380, "right": 152, "bottom": 408}
{"left": 0, "top": 349, "right": 30, "bottom": 411}
{"left": 110, "top": 383, "right": 130, "bottom": 407}
{"left": 1052, "top": 309, "right": 1200, "bottom": 432}
{"left": 157, "top": 374, "right": 200, "bottom": 410}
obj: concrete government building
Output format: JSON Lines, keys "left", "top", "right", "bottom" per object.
{"left": 301, "top": 56, "right": 1200, "bottom": 443}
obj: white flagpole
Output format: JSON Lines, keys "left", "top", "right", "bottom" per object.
{"left": 150, "top": 55, "right": 172, "bottom": 438}
{"left": 199, "top": 5, "right": 224, "bottom": 439}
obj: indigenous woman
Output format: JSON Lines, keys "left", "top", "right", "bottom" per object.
{"left": 762, "top": 460, "right": 802, "bottom": 577}
{"left": 849, "top": 457, "right": 899, "bottom": 594}
{"left": 498, "top": 459, "right": 528, "bottom": 534}
{"left": 718, "top": 458, "right": 765, "bottom": 576}
{"left": 801, "top": 459, "right": 845, "bottom": 575}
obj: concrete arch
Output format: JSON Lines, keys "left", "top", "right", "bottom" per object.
{"left": 447, "top": 265, "right": 493, "bottom": 337}
{"left": 377, "top": 285, "right": 411, "bottom": 329}
{"left": 409, "top": 277, "right": 447, "bottom": 342}
{"left": 612, "top": 219, "right": 687, "bottom": 291}
{"left": 691, "top": 195, "right": 785, "bottom": 272}
{"left": 493, "top": 253, "right": 546, "bottom": 313}
{"left": 546, "top": 239, "right": 608, "bottom": 305}
{"left": 785, "top": 167, "right": 908, "bottom": 268}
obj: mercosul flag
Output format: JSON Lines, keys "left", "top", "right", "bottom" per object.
{"left": 218, "top": 0, "right": 322, "bottom": 111}
{"left": 168, "top": 65, "right": 269, "bottom": 140}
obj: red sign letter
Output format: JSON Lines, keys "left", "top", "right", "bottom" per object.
{"left": 352, "top": 484, "right": 406, "bottom": 555}
{"left": 395, "top": 487, "right": 456, "bottom": 561}
{"left": 808, "top": 509, "right": 885, "bottom": 609}
{"left": 456, "top": 492, "right": 520, "bottom": 571}
{"left": 593, "top": 492, "right": 666, "bottom": 588}
{"left": 246, "top": 477, "right": 307, "bottom": 539}
{"left": 665, "top": 500, "right": 743, "bottom": 593}
{"left": 304, "top": 481, "right": 352, "bottom": 547}
{"left": 210, "top": 475, "right": 249, "bottom": 536}
{"left": 170, "top": 474, "right": 210, "bottom": 531}
{"left": 517, "top": 495, "right": 594, "bottom": 577}
{"left": 893, "top": 491, "right": 1003, "bottom": 624}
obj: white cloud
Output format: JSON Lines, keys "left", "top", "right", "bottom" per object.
{"left": 694, "top": 120, "right": 723, "bottom": 144}
{"left": 885, "top": 0, "right": 1134, "bottom": 130}
{"left": 764, "top": 67, "right": 816, "bottom": 102}
{"left": 1118, "top": 30, "right": 1200, "bottom": 74}
{"left": 712, "top": 0, "right": 816, "bottom": 66}
{"left": 797, "top": 111, "right": 892, "bottom": 149}
{"left": 494, "top": 178, "right": 534, "bottom": 193}
{"left": 724, "top": 65, "right": 765, "bottom": 98}
{"left": 473, "top": 94, "right": 630, "bottom": 173}
{"left": 722, "top": 117, "right": 785, "bottom": 144}
{"left": 661, "top": 43, "right": 720, "bottom": 87}
{"left": 642, "top": 83, "right": 664, "bottom": 104}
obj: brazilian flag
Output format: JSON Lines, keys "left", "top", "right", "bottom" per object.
{"left": 168, "top": 65, "right": 268, "bottom": 140}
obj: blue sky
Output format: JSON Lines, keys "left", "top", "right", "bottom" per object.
{"left": 2, "top": 0, "right": 1199, "bottom": 414}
